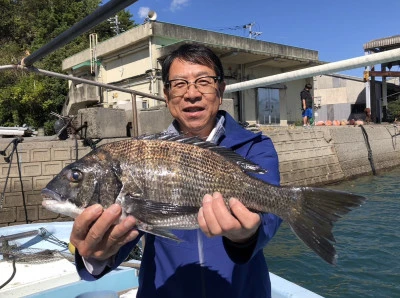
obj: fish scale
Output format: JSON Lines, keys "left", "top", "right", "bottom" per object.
{"left": 41, "top": 133, "right": 366, "bottom": 265}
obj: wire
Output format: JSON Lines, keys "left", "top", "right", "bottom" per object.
{"left": 39, "top": 228, "right": 69, "bottom": 249}
{"left": 0, "top": 257, "right": 17, "bottom": 289}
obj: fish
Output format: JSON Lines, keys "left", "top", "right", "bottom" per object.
{"left": 41, "top": 133, "right": 366, "bottom": 265}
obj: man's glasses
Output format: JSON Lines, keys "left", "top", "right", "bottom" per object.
{"left": 165, "top": 76, "right": 220, "bottom": 97}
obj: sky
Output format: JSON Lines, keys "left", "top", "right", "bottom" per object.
{"left": 113, "top": 0, "right": 400, "bottom": 77}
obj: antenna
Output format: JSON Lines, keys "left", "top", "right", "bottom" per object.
{"left": 243, "top": 22, "right": 262, "bottom": 39}
{"left": 108, "top": 15, "right": 124, "bottom": 35}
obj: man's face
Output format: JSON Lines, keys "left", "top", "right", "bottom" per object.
{"left": 163, "top": 59, "right": 225, "bottom": 138}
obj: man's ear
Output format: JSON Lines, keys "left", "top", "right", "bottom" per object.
{"left": 163, "top": 88, "right": 169, "bottom": 106}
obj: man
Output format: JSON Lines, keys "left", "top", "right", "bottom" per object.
{"left": 301, "top": 83, "right": 313, "bottom": 127}
{"left": 70, "top": 44, "right": 282, "bottom": 298}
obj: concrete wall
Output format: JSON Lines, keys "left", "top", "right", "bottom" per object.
{"left": 1, "top": 124, "right": 399, "bottom": 226}
{"left": 0, "top": 139, "right": 91, "bottom": 226}
{"left": 262, "top": 125, "right": 400, "bottom": 186}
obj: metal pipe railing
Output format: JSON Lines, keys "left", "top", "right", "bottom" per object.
{"left": 14, "top": 65, "right": 165, "bottom": 102}
{"left": 225, "top": 48, "right": 400, "bottom": 93}
{"left": 21, "top": 0, "right": 138, "bottom": 67}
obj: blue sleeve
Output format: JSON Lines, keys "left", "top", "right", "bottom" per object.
{"left": 75, "top": 231, "right": 144, "bottom": 280}
{"left": 223, "top": 135, "right": 282, "bottom": 263}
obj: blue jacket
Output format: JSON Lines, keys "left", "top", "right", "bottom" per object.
{"left": 76, "top": 111, "right": 282, "bottom": 298}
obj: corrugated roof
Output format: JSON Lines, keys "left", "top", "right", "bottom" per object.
{"left": 363, "top": 35, "right": 400, "bottom": 51}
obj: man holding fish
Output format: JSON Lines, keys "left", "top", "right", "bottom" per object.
{"left": 42, "top": 43, "right": 364, "bottom": 297}
{"left": 69, "top": 43, "right": 282, "bottom": 297}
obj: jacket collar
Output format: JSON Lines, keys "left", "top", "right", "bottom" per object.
{"left": 165, "top": 110, "right": 261, "bottom": 148}
{"left": 218, "top": 111, "right": 262, "bottom": 148}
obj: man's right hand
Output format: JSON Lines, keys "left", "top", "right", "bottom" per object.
{"left": 70, "top": 204, "right": 139, "bottom": 261}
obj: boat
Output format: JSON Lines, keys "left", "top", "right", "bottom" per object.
{"left": 0, "top": 222, "right": 139, "bottom": 298}
{"left": 0, "top": 222, "right": 322, "bottom": 297}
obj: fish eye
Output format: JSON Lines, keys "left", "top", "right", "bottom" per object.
{"left": 67, "top": 169, "right": 83, "bottom": 182}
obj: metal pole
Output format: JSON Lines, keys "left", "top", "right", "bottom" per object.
{"left": 21, "top": 0, "right": 138, "bottom": 66}
{"left": 131, "top": 94, "right": 139, "bottom": 137}
{"left": 21, "top": 65, "right": 165, "bottom": 102}
{"left": 225, "top": 48, "right": 400, "bottom": 93}
{"left": 0, "top": 229, "right": 41, "bottom": 243}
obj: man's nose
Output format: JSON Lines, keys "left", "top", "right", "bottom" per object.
{"left": 185, "top": 83, "right": 201, "bottom": 96}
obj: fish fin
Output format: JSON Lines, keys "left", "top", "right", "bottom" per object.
{"left": 137, "top": 223, "right": 182, "bottom": 242}
{"left": 286, "top": 187, "right": 366, "bottom": 265}
{"left": 125, "top": 196, "right": 199, "bottom": 217}
{"left": 137, "top": 132, "right": 266, "bottom": 174}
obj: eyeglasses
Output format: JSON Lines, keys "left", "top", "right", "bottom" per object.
{"left": 165, "top": 76, "right": 221, "bottom": 97}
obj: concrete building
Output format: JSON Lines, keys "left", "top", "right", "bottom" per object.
{"left": 364, "top": 35, "right": 400, "bottom": 122}
{"left": 62, "top": 20, "right": 323, "bottom": 127}
{"left": 312, "top": 74, "right": 381, "bottom": 123}
{"left": 61, "top": 20, "right": 383, "bottom": 131}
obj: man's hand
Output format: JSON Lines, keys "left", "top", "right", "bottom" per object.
{"left": 70, "top": 204, "right": 139, "bottom": 261}
{"left": 198, "top": 192, "right": 261, "bottom": 243}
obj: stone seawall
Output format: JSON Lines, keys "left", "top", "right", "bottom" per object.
{"left": 263, "top": 125, "right": 400, "bottom": 186}
{"left": 1, "top": 125, "right": 399, "bottom": 226}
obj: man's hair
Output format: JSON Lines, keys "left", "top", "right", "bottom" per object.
{"left": 305, "top": 83, "right": 312, "bottom": 89}
{"left": 162, "top": 44, "right": 224, "bottom": 84}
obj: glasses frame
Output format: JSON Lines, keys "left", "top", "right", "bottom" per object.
{"left": 165, "top": 76, "right": 221, "bottom": 96}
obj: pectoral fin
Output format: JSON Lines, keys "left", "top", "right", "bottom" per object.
{"left": 137, "top": 223, "right": 181, "bottom": 242}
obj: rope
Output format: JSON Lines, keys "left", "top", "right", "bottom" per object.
{"left": 360, "top": 125, "right": 376, "bottom": 175}
{"left": 0, "top": 257, "right": 16, "bottom": 289}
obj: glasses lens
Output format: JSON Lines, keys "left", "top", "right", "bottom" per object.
{"left": 169, "top": 77, "right": 217, "bottom": 96}
{"left": 195, "top": 77, "right": 217, "bottom": 95}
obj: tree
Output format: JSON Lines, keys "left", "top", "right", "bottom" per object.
{"left": 388, "top": 99, "right": 400, "bottom": 121}
{"left": 0, "top": 0, "right": 135, "bottom": 134}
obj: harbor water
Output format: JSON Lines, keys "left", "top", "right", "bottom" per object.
{"left": 265, "top": 167, "right": 400, "bottom": 298}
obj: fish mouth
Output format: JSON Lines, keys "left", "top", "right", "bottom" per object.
{"left": 41, "top": 188, "right": 63, "bottom": 202}
{"left": 41, "top": 188, "right": 84, "bottom": 219}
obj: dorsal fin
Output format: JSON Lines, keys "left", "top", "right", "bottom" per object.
{"left": 136, "top": 132, "right": 266, "bottom": 174}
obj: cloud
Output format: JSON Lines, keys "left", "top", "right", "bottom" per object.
{"left": 138, "top": 7, "right": 150, "bottom": 19}
{"left": 170, "top": 0, "right": 189, "bottom": 12}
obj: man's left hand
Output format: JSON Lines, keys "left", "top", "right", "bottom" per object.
{"left": 198, "top": 192, "right": 261, "bottom": 243}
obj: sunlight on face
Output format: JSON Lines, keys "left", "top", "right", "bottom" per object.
{"left": 163, "top": 59, "right": 225, "bottom": 138}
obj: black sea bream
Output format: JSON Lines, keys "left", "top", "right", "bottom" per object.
{"left": 42, "top": 133, "right": 366, "bottom": 264}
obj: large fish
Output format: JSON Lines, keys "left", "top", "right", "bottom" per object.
{"left": 41, "top": 133, "right": 366, "bottom": 265}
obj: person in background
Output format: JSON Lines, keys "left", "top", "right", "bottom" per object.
{"left": 301, "top": 83, "right": 313, "bottom": 127}
{"left": 69, "top": 43, "right": 282, "bottom": 298}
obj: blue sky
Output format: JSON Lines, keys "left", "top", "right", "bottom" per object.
{"left": 118, "top": 0, "right": 400, "bottom": 77}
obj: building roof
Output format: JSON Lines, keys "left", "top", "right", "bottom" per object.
{"left": 363, "top": 35, "right": 400, "bottom": 52}
{"left": 63, "top": 21, "right": 324, "bottom": 72}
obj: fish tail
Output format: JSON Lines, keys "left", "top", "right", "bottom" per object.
{"left": 285, "top": 187, "right": 366, "bottom": 265}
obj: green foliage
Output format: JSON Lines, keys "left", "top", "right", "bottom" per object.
{"left": 0, "top": 0, "right": 135, "bottom": 134}
{"left": 387, "top": 99, "right": 400, "bottom": 120}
